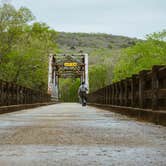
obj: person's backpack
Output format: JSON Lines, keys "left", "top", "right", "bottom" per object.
{"left": 80, "top": 85, "right": 87, "bottom": 92}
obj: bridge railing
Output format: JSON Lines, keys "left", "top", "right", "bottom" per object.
{"left": 0, "top": 80, "right": 51, "bottom": 106}
{"left": 88, "top": 65, "right": 166, "bottom": 110}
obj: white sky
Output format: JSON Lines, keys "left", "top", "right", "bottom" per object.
{"left": 9, "top": 0, "right": 166, "bottom": 38}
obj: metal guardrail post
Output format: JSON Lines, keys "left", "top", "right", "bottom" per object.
{"left": 131, "top": 75, "right": 137, "bottom": 107}
{"left": 152, "top": 66, "right": 160, "bottom": 110}
{"left": 139, "top": 70, "right": 148, "bottom": 108}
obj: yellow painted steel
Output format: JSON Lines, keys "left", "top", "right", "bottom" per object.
{"left": 64, "top": 62, "right": 77, "bottom": 67}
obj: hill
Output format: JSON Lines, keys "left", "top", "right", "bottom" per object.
{"left": 56, "top": 32, "right": 140, "bottom": 54}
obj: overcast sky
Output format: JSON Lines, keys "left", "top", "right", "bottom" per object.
{"left": 9, "top": 0, "right": 166, "bottom": 38}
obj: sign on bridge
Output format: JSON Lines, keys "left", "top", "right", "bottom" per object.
{"left": 64, "top": 62, "right": 78, "bottom": 67}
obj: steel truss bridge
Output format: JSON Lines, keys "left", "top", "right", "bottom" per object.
{"left": 48, "top": 53, "right": 89, "bottom": 99}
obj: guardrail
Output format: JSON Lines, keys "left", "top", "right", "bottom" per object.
{"left": 88, "top": 65, "right": 166, "bottom": 110}
{"left": 0, "top": 80, "right": 51, "bottom": 106}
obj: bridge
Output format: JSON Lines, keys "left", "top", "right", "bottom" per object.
{"left": 0, "top": 54, "right": 166, "bottom": 165}
{"left": 48, "top": 53, "right": 89, "bottom": 99}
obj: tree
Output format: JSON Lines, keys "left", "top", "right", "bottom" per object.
{"left": 113, "top": 30, "right": 166, "bottom": 82}
{"left": 0, "top": 4, "right": 58, "bottom": 91}
{"left": 0, "top": 4, "right": 34, "bottom": 60}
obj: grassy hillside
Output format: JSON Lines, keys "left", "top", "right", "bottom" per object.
{"left": 56, "top": 32, "right": 140, "bottom": 68}
{"left": 57, "top": 32, "right": 139, "bottom": 53}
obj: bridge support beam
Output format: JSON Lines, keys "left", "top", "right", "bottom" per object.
{"left": 84, "top": 53, "right": 89, "bottom": 93}
{"left": 48, "top": 54, "right": 58, "bottom": 100}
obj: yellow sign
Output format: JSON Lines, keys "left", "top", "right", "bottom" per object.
{"left": 64, "top": 62, "right": 77, "bottom": 67}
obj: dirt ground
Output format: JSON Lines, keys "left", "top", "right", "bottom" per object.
{"left": 0, "top": 103, "right": 165, "bottom": 166}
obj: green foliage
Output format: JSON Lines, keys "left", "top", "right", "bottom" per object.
{"left": 0, "top": 4, "right": 58, "bottom": 91}
{"left": 59, "top": 78, "right": 80, "bottom": 102}
{"left": 0, "top": 4, "right": 34, "bottom": 58}
{"left": 89, "top": 64, "right": 108, "bottom": 92}
{"left": 113, "top": 30, "right": 166, "bottom": 82}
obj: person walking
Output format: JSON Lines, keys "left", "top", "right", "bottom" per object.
{"left": 78, "top": 81, "right": 88, "bottom": 106}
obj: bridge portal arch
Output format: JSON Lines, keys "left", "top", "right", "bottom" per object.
{"left": 48, "top": 53, "right": 89, "bottom": 100}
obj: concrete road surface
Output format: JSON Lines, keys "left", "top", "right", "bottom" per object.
{"left": 0, "top": 103, "right": 165, "bottom": 166}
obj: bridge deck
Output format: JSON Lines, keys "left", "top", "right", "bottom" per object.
{"left": 0, "top": 103, "right": 165, "bottom": 166}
